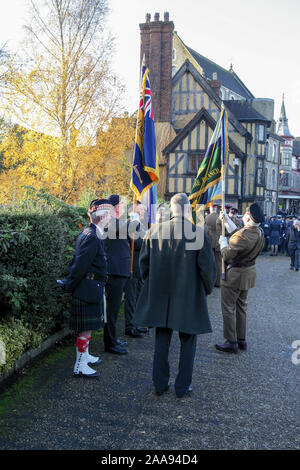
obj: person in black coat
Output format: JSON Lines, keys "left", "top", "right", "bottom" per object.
{"left": 134, "top": 193, "right": 216, "bottom": 398}
{"left": 60, "top": 199, "right": 112, "bottom": 377}
{"left": 124, "top": 202, "right": 148, "bottom": 336}
{"left": 288, "top": 219, "right": 300, "bottom": 271}
{"left": 269, "top": 216, "right": 281, "bottom": 256}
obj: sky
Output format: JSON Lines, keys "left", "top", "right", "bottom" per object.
{"left": 1, "top": 0, "right": 299, "bottom": 136}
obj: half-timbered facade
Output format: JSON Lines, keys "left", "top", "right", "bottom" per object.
{"left": 139, "top": 12, "right": 281, "bottom": 212}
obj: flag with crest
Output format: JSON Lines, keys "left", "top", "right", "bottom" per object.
{"left": 130, "top": 60, "right": 159, "bottom": 201}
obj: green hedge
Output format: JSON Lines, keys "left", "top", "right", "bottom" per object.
{"left": 0, "top": 187, "right": 87, "bottom": 375}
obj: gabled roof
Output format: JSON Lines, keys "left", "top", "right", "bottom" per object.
{"left": 223, "top": 100, "right": 271, "bottom": 126}
{"left": 163, "top": 107, "right": 245, "bottom": 159}
{"left": 172, "top": 60, "right": 251, "bottom": 140}
{"left": 185, "top": 45, "right": 254, "bottom": 100}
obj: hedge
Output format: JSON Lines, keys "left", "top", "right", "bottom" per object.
{"left": 0, "top": 187, "right": 87, "bottom": 375}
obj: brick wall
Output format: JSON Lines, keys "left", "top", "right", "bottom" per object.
{"left": 140, "top": 12, "right": 174, "bottom": 123}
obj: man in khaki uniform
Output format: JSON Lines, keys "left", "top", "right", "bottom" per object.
{"left": 204, "top": 204, "right": 222, "bottom": 287}
{"left": 215, "top": 203, "right": 265, "bottom": 353}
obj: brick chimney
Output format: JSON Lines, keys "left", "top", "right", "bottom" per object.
{"left": 140, "top": 12, "right": 174, "bottom": 123}
{"left": 209, "top": 72, "right": 221, "bottom": 97}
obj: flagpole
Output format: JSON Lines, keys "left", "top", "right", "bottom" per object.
{"left": 221, "top": 105, "right": 226, "bottom": 281}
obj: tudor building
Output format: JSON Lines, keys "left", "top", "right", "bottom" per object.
{"left": 139, "top": 12, "right": 281, "bottom": 213}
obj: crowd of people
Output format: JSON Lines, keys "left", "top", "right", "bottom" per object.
{"left": 58, "top": 193, "right": 299, "bottom": 398}
{"left": 260, "top": 214, "right": 300, "bottom": 269}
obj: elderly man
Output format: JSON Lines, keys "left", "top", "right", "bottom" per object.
{"left": 61, "top": 199, "right": 112, "bottom": 377}
{"left": 215, "top": 203, "right": 265, "bottom": 354}
{"left": 134, "top": 193, "right": 216, "bottom": 398}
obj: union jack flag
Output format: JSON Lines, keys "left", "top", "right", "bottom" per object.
{"left": 130, "top": 61, "right": 159, "bottom": 201}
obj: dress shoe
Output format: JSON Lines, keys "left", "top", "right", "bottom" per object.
{"left": 125, "top": 328, "right": 144, "bottom": 338}
{"left": 237, "top": 339, "right": 247, "bottom": 351}
{"left": 105, "top": 345, "right": 128, "bottom": 355}
{"left": 116, "top": 339, "right": 128, "bottom": 347}
{"left": 296, "top": 268, "right": 299, "bottom": 272}
{"left": 176, "top": 385, "right": 193, "bottom": 398}
{"left": 155, "top": 384, "right": 170, "bottom": 396}
{"left": 215, "top": 340, "right": 238, "bottom": 354}
{"left": 136, "top": 327, "right": 149, "bottom": 334}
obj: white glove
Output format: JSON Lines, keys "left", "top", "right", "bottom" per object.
{"left": 219, "top": 235, "right": 228, "bottom": 250}
{"left": 129, "top": 212, "right": 140, "bottom": 222}
{"left": 224, "top": 216, "right": 237, "bottom": 234}
{"left": 219, "top": 211, "right": 236, "bottom": 234}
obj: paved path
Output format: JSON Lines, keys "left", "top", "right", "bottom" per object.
{"left": 0, "top": 254, "right": 299, "bottom": 450}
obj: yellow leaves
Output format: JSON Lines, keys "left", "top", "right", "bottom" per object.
{"left": 0, "top": 115, "right": 135, "bottom": 204}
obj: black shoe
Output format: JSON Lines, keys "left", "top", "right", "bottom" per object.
{"left": 176, "top": 385, "right": 193, "bottom": 398}
{"left": 155, "top": 384, "right": 170, "bottom": 396}
{"left": 125, "top": 328, "right": 144, "bottom": 338}
{"left": 105, "top": 345, "right": 129, "bottom": 355}
{"left": 296, "top": 268, "right": 299, "bottom": 272}
{"left": 136, "top": 327, "right": 149, "bottom": 334}
{"left": 116, "top": 339, "right": 128, "bottom": 347}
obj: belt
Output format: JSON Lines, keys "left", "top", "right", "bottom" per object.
{"left": 86, "top": 273, "right": 108, "bottom": 283}
{"left": 228, "top": 261, "right": 255, "bottom": 269}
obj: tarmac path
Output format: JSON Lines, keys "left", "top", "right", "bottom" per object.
{"left": 0, "top": 254, "right": 299, "bottom": 450}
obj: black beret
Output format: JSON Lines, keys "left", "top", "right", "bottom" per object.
{"left": 108, "top": 194, "right": 121, "bottom": 207}
{"left": 230, "top": 207, "right": 239, "bottom": 214}
{"left": 249, "top": 203, "right": 264, "bottom": 224}
{"left": 89, "top": 198, "right": 112, "bottom": 213}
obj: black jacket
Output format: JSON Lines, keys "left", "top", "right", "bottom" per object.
{"left": 288, "top": 227, "right": 300, "bottom": 249}
{"left": 64, "top": 224, "right": 107, "bottom": 302}
{"left": 104, "top": 218, "right": 131, "bottom": 277}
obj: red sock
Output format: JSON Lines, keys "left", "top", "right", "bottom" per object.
{"left": 75, "top": 335, "right": 91, "bottom": 353}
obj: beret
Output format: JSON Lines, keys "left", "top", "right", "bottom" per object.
{"left": 89, "top": 198, "right": 112, "bottom": 214}
{"left": 230, "top": 207, "right": 239, "bottom": 214}
{"left": 108, "top": 194, "right": 121, "bottom": 207}
{"left": 249, "top": 203, "right": 264, "bottom": 224}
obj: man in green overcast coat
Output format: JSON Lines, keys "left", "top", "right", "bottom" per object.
{"left": 133, "top": 193, "right": 216, "bottom": 398}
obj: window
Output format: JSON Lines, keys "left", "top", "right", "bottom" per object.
{"left": 258, "top": 125, "right": 265, "bottom": 142}
{"left": 272, "top": 169, "right": 276, "bottom": 189}
{"left": 188, "top": 153, "right": 205, "bottom": 173}
{"left": 273, "top": 143, "right": 277, "bottom": 161}
{"left": 282, "top": 152, "right": 290, "bottom": 166}
{"left": 265, "top": 168, "right": 268, "bottom": 187}
{"left": 172, "top": 48, "right": 176, "bottom": 61}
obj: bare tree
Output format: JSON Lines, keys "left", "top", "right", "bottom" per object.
{"left": 1, "top": 0, "right": 123, "bottom": 194}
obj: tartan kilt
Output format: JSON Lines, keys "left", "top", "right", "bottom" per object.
{"left": 69, "top": 295, "right": 104, "bottom": 333}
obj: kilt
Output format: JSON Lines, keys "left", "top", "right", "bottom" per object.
{"left": 69, "top": 295, "right": 104, "bottom": 333}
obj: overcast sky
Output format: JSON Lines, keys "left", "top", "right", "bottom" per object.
{"left": 1, "top": 0, "right": 299, "bottom": 136}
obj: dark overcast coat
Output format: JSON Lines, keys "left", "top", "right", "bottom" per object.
{"left": 133, "top": 216, "right": 216, "bottom": 335}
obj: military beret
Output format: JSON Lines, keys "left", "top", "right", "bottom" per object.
{"left": 108, "top": 194, "right": 121, "bottom": 207}
{"left": 230, "top": 207, "right": 239, "bottom": 214}
{"left": 89, "top": 198, "right": 112, "bottom": 214}
{"left": 225, "top": 204, "right": 232, "bottom": 209}
{"left": 249, "top": 203, "right": 264, "bottom": 224}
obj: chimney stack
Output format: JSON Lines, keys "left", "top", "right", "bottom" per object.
{"left": 209, "top": 72, "right": 221, "bottom": 97}
{"left": 140, "top": 12, "right": 174, "bottom": 123}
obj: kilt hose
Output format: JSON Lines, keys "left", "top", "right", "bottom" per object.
{"left": 69, "top": 296, "right": 105, "bottom": 333}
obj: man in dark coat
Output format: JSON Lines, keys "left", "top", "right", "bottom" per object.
{"left": 204, "top": 204, "right": 222, "bottom": 287}
{"left": 124, "top": 202, "right": 148, "bottom": 336}
{"left": 133, "top": 193, "right": 216, "bottom": 398}
{"left": 288, "top": 219, "right": 300, "bottom": 271}
{"left": 103, "top": 194, "right": 131, "bottom": 354}
{"left": 61, "top": 199, "right": 112, "bottom": 377}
